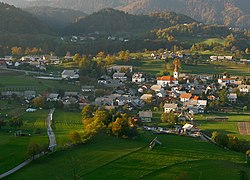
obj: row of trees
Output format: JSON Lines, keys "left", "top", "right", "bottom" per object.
{"left": 212, "top": 131, "right": 250, "bottom": 154}
{"left": 0, "top": 117, "right": 23, "bottom": 130}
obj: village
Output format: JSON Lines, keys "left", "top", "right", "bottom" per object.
{"left": 0, "top": 51, "right": 249, "bottom": 140}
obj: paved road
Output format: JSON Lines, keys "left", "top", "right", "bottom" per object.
{"left": 0, "top": 109, "right": 56, "bottom": 179}
{"left": 46, "top": 108, "right": 57, "bottom": 150}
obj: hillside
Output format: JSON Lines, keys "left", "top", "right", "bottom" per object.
{"left": 24, "top": 6, "right": 86, "bottom": 31}
{"left": 3, "top": 0, "right": 250, "bottom": 28}
{"left": 0, "top": 2, "right": 53, "bottom": 34}
{"left": 63, "top": 8, "right": 196, "bottom": 35}
{"left": 120, "top": 0, "right": 250, "bottom": 28}
{"left": 6, "top": 134, "right": 249, "bottom": 179}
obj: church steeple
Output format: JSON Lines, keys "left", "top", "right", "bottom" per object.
{"left": 174, "top": 64, "right": 179, "bottom": 80}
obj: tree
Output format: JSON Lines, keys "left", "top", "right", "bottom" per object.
{"left": 108, "top": 114, "right": 136, "bottom": 138}
{"left": 245, "top": 48, "right": 249, "bottom": 54}
{"left": 173, "top": 58, "right": 181, "bottom": 69}
{"left": 32, "top": 97, "right": 45, "bottom": 108}
{"left": 218, "top": 89, "right": 228, "bottom": 106}
{"left": 69, "top": 131, "right": 82, "bottom": 144}
{"left": 96, "top": 51, "right": 105, "bottom": 59}
{"left": 161, "top": 111, "right": 177, "bottom": 124}
{"left": 9, "top": 117, "right": 23, "bottom": 130}
{"left": 246, "top": 150, "right": 250, "bottom": 164}
{"left": 0, "top": 119, "right": 6, "bottom": 129}
{"left": 211, "top": 131, "right": 229, "bottom": 147}
{"left": 27, "top": 142, "right": 40, "bottom": 159}
{"left": 81, "top": 104, "right": 94, "bottom": 119}
{"left": 73, "top": 53, "right": 80, "bottom": 62}
{"left": 11, "top": 46, "right": 22, "bottom": 56}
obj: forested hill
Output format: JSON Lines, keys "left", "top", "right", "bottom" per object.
{"left": 63, "top": 8, "right": 197, "bottom": 35}
{"left": 0, "top": 2, "right": 53, "bottom": 34}
{"left": 120, "top": 0, "right": 250, "bottom": 28}
{"left": 24, "top": 6, "right": 86, "bottom": 31}
{"left": 3, "top": 0, "right": 249, "bottom": 28}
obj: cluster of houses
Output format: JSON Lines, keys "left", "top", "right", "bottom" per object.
{"left": 0, "top": 55, "right": 64, "bottom": 71}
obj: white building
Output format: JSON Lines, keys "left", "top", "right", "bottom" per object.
{"left": 238, "top": 85, "right": 250, "bottom": 93}
{"left": 157, "top": 76, "right": 178, "bottom": 87}
{"left": 164, "top": 103, "right": 178, "bottom": 113}
{"left": 227, "top": 93, "right": 237, "bottom": 103}
{"left": 132, "top": 73, "right": 145, "bottom": 83}
{"left": 218, "top": 78, "right": 236, "bottom": 85}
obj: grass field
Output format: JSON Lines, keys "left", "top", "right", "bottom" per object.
{"left": 0, "top": 109, "right": 49, "bottom": 174}
{"left": 0, "top": 70, "right": 81, "bottom": 93}
{"left": 176, "top": 37, "right": 224, "bottom": 45}
{"left": 195, "top": 114, "right": 250, "bottom": 140}
{"left": 182, "top": 62, "right": 250, "bottom": 76}
{"left": 53, "top": 110, "right": 82, "bottom": 147}
{"left": 6, "top": 131, "right": 249, "bottom": 179}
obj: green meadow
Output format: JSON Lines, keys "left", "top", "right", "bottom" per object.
{"left": 6, "top": 133, "right": 249, "bottom": 179}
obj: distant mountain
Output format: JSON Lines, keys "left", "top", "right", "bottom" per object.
{"left": 120, "top": 0, "right": 250, "bottom": 28}
{"left": 0, "top": 2, "right": 53, "bottom": 34}
{"left": 2, "top": 0, "right": 249, "bottom": 28}
{"left": 24, "top": 6, "right": 86, "bottom": 31}
{"left": 63, "top": 8, "right": 196, "bottom": 35}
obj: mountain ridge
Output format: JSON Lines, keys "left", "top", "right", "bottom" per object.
{"left": 1, "top": 0, "right": 249, "bottom": 28}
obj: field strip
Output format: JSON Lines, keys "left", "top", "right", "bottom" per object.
{"left": 238, "top": 122, "right": 250, "bottom": 135}
{"left": 82, "top": 146, "right": 147, "bottom": 177}
{"left": 140, "top": 159, "right": 206, "bottom": 179}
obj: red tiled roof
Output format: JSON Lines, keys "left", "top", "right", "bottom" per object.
{"left": 157, "top": 76, "right": 177, "bottom": 81}
{"left": 180, "top": 93, "right": 192, "bottom": 99}
{"left": 191, "top": 96, "right": 199, "bottom": 100}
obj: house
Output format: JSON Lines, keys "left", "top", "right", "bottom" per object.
{"left": 227, "top": 93, "right": 237, "bottom": 103}
{"left": 47, "top": 93, "right": 60, "bottom": 101}
{"left": 98, "top": 75, "right": 112, "bottom": 84}
{"left": 61, "top": 70, "right": 79, "bottom": 80}
{"left": 140, "top": 94, "right": 152, "bottom": 101}
{"left": 150, "top": 85, "right": 163, "bottom": 92}
{"left": 182, "top": 123, "right": 198, "bottom": 133}
{"left": 64, "top": 92, "right": 79, "bottom": 97}
{"left": 107, "top": 65, "right": 133, "bottom": 73}
{"left": 210, "top": 56, "right": 234, "bottom": 61}
{"left": 218, "top": 78, "right": 236, "bottom": 85}
{"left": 81, "top": 86, "right": 95, "bottom": 92}
{"left": 180, "top": 93, "right": 192, "bottom": 102}
{"left": 116, "top": 96, "right": 133, "bottom": 106}
{"left": 0, "top": 59, "right": 6, "bottom": 67}
{"left": 139, "top": 111, "right": 152, "bottom": 122}
{"left": 164, "top": 103, "right": 178, "bottom": 113}
{"left": 240, "top": 59, "right": 250, "bottom": 64}
{"left": 157, "top": 76, "right": 178, "bottom": 87}
{"left": 4, "top": 56, "right": 12, "bottom": 61}
{"left": 132, "top": 73, "right": 145, "bottom": 83}
{"left": 24, "top": 91, "right": 36, "bottom": 99}
{"left": 113, "top": 73, "right": 127, "bottom": 81}
{"left": 156, "top": 90, "right": 166, "bottom": 98}
{"left": 238, "top": 85, "right": 250, "bottom": 93}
